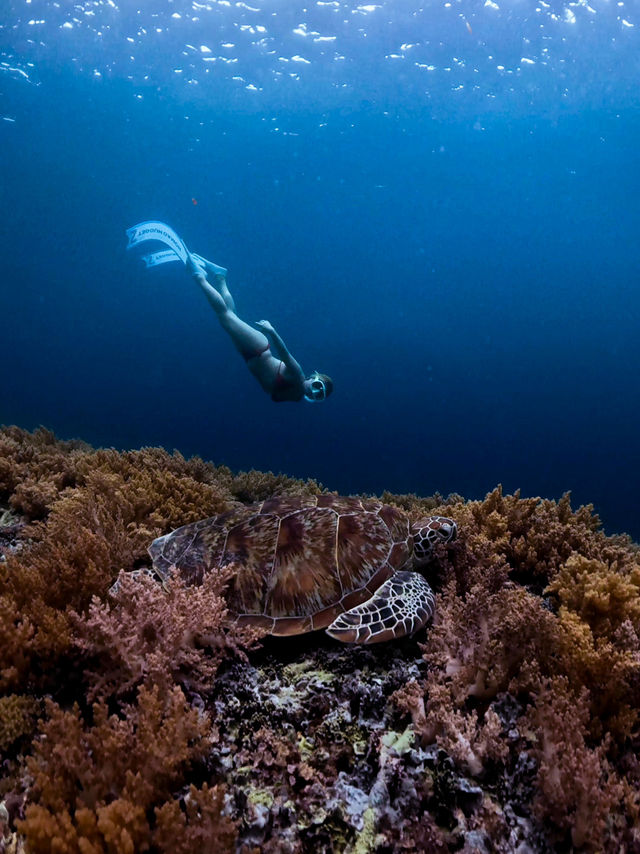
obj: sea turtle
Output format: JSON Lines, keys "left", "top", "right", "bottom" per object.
{"left": 148, "top": 495, "right": 457, "bottom": 644}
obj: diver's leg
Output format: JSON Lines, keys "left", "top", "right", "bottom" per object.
{"left": 194, "top": 274, "right": 228, "bottom": 314}
{"left": 194, "top": 274, "right": 268, "bottom": 357}
{"left": 219, "top": 311, "right": 269, "bottom": 359}
{"left": 192, "top": 254, "right": 232, "bottom": 307}
{"left": 215, "top": 274, "right": 236, "bottom": 313}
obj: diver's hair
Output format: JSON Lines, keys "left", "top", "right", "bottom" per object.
{"left": 314, "top": 372, "right": 333, "bottom": 397}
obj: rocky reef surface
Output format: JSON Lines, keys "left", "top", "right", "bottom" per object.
{"left": 1, "top": 426, "right": 639, "bottom": 853}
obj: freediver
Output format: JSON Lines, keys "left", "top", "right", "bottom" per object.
{"left": 184, "top": 250, "right": 333, "bottom": 404}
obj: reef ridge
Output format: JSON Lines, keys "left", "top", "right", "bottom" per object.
{"left": 1, "top": 426, "right": 639, "bottom": 853}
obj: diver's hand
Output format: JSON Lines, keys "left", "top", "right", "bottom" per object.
{"left": 256, "top": 320, "right": 275, "bottom": 334}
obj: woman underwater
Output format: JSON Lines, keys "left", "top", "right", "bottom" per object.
{"left": 184, "top": 249, "right": 333, "bottom": 404}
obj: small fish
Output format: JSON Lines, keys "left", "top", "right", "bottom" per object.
{"left": 466, "top": 20, "right": 472, "bottom": 34}
{"left": 191, "top": 197, "right": 198, "bottom": 206}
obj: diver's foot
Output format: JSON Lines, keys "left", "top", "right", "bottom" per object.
{"left": 193, "top": 253, "right": 227, "bottom": 278}
{"left": 186, "top": 253, "right": 206, "bottom": 278}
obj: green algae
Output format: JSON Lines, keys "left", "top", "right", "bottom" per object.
{"left": 247, "top": 788, "right": 275, "bottom": 810}
{"left": 351, "top": 806, "right": 379, "bottom": 854}
{"left": 381, "top": 725, "right": 415, "bottom": 756}
{"left": 282, "top": 659, "right": 337, "bottom": 687}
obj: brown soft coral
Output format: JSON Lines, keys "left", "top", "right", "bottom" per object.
{"left": 420, "top": 567, "right": 640, "bottom": 750}
{"left": 76, "top": 568, "right": 262, "bottom": 701}
{"left": 74, "top": 447, "right": 233, "bottom": 533}
{"left": 4, "top": 427, "right": 640, "bottom": 853}
{"left": 423, "top": 581, "right": 550, "bottom": 707}
{"left": 447, "top": 486, "right": 634, "bottom": 592}
{"left": 388, "top": 486, "right": 640, "bottom": 848}
{"left": 0, "top": 426, "right": 90, "bottom": 517}
{"left": 547, "top": 606, "right": 640, "bottom": 741}
{"left": 422, "top": 683, "right": 508, "bottom": 777}
{"left": 547, "top": 553, "right": 640, "bottom": 638}
{"left": 0, "top": 427, "right": 233, "bottom": 524}
{"left": 229, "top": 467, "right": 323, "bottom": 503}
{"left": 18, "top": 685, "right": 236, "bottom": 853}
{"left": 0, "top": 473, "right": 142, "bottom": 692}
{"left": 523, "top": 676, "right": 625, "bottom": 850}
{"left": 0, "top": 430, "right": 263, "bottom": 695}
{"left": 415, "top": 582, "right": 544, "bottom": 776}
{"left": 0, "top": 694, "right": 41, "bottom": 754}
{"left": 153, "top": 784, "right": 237, "bottom": 854}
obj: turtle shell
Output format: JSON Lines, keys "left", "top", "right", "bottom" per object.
{"left": 148, "top": 494, "right": 413, "bottom": 636}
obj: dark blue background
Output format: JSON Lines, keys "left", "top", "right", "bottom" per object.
{"left": 1, "top": 66, "right": 639, "bottom": 539}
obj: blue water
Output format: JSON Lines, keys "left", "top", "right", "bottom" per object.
{"left": 1, "top": 1, "right": 640, "bottom": 540}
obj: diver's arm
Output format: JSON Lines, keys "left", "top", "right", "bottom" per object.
{"left": 256, "top": 321, "right": 304, "bottom": 378}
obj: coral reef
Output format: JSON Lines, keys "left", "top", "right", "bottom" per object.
{"left": 77, "top": 568, "right": 261, "bottom": 701}
{"left": 20, "top": 686, "right": 235, "bottom": 854}
{"left": 1, "top": 426, "right": 639, "bottom": 852}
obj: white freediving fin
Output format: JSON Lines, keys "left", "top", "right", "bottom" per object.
{"left": 126, "top": 221, "right": 188, "bottom": 262}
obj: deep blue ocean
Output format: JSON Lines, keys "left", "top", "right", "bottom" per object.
{"left": 1, "top": 1, "right": 639, "bottom": 540}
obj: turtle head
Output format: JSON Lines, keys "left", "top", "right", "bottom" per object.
{"left": 411, "top": 515, "right": 457, "bottom": 565}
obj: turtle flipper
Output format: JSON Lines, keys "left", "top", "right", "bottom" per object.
{"left": 326, "top": 571, "right": 435, "bottom": 644}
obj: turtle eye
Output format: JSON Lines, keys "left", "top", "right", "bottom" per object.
{"left": 437, "top": 520, "right": 457, "bottom": 542}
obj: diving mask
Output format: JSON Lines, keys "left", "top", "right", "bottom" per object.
{"left": 305, "top": 373, "right": 327, "bottom": 402}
